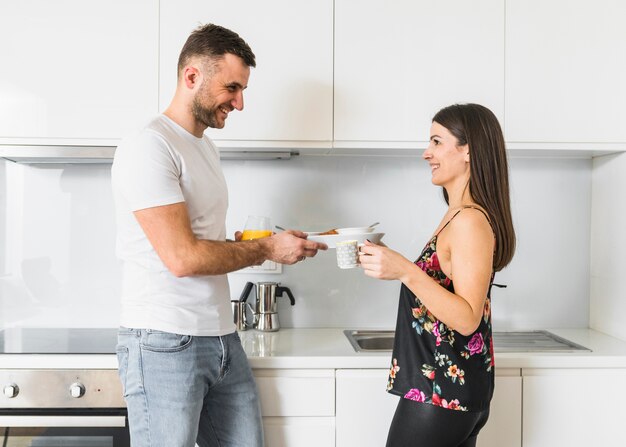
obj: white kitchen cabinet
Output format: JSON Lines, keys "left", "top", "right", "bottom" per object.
{"left": 336, "top": 368, "right": 521, "bottom": 447}
{"left": 336, "top": 369, "right": 399, "bottom": 446}
{"left": 159, "top": 0, "right": 333, "bottom": 150}
{"left": 522, "top": 368, "right": 626, "bottom": 446}
{"left": 505, "top": 0, "right": 626, "bottom": 145}
{"left": 478, "top": 369, "right": 522, "bottom": 447}
{"left": 254, "top": 369, "right": 335, "bottom": 447}
{"left": 263, "top": 417, "right": 335, "bottom": 447}
{"left": 0, "top": 0, "right": 159, "bottom": 145}
{"left": 591, "top": 153, "right": 626, "bottom": 341}
{"left": 333, "top": 0, "right": 504, "bottom": 149}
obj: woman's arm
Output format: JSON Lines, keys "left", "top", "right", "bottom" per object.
{"left": 359, "top": 209, "right": 494, "bottom": 335}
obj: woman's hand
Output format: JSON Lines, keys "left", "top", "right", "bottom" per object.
{"left": 359, "top": 240, "right": 413, "bottom": 281}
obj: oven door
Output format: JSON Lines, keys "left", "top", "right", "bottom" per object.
{"left": 0, "top": 409, "right": 130, "bottom": 447}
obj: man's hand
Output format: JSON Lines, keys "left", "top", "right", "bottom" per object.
{"left": 260, "top": 230, "right": 327, "bottom": 264}
{"left": 134, "top": 202, "right": 328, "bottom": 276}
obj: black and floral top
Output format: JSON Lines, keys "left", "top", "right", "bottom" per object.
{"left": 387, "top": 208, "right": 495, "bottom": 412}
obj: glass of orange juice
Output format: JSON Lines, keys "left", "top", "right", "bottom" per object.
{"left": 241, "top": 215, "right": 272, "bottom": 240}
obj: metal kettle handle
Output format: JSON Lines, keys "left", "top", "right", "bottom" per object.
{"left": 235, "top": 282, "right": 256, "bottom": 329}
{"left": 239, "top": 281, "right": 254, "bottom": 302}
{"left": 276, "top": 286, "right": 295, "bottom": 305}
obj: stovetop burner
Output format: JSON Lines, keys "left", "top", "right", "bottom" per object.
{"left": 0, "top": 327, "right": 118, "bottom": 354}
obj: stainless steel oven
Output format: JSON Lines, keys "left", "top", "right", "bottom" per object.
{"left": 1, "top": 421, "right": 130, "bottom": 446}
{"left": 1, "top": 329, "right": 129, "bottom": 447}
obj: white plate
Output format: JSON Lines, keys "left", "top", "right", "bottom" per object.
{"left": 307, "top": 232, "right": 385, "bottom": 249}
{"left": 336, "top": 226, "right": 374, "bottom": 234}
{"left": 303, "top": 231, "right": 324, "bottom": 236}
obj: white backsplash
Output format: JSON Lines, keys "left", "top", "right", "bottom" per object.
{"left": 0, "top": 155, "right": 591, "bottom": 331}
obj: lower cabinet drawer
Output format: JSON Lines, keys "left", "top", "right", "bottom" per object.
{"left": 336, "top": 369, "right": 398, "bottom": 447}
{"left": 263, "top": 416, "right": 335, "bottom": 447}
{"left": 254, "top": 369, "right": 335, "bottom": 417}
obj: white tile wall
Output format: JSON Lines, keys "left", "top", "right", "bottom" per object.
{"left": 0, "top": 154, "right": 592, "bottom": 331}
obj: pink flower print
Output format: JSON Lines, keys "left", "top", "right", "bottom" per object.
{"left": 441, "top": 399, "right": 461, "bottom": 410}
{"left": 416, "top": 260, "right": 427, "bottom": 271}
{"left": 411, "top": 306, "right": 426, "bottom": 319}
{"left": 404, "top": 388, "right": 426, "bottom": 402}
{"left": 467, "top": 333, "right": 485, "bottom": 355}
{"left": 431, "top": 392, "right": 442, "bottom": 407}
{"left": 430, "top": 252, "right": 441, "bottom": 270}
{"left": 433, "top": 321, "right": 442, "bottom": 346}
{"left": 421, "top": 364, "right": 436, "bottom": 380}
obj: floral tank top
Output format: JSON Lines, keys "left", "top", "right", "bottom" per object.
{"left": 387, "top": 207, "right": 495, "bottom": 412}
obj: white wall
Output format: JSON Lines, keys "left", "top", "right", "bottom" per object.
{"left": 591, "top": 152, "right": 626, "bottom": 340}
{"left": 0, "top": 155, "right": 591, "bottom": 331}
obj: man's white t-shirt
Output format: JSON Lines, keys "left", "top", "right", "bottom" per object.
{"left": 111, "top": 114, "right": 235, "bottom": 336}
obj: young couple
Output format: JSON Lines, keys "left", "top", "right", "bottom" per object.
{"left": 112, "top": 22, "right": 515, "bottom": 447}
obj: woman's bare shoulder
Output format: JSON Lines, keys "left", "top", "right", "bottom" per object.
{"left": 449, "top": 207, "right": 494, "bottom": 241}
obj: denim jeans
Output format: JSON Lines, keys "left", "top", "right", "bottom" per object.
{"left": 116, "top": 328, "right": 264, "bottom": 447}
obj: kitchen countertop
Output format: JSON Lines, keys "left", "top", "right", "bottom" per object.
{"left": 1, "top": 328, "right": 626, "bottom": 370}
{"left": 240, "top": 328, "right": 626, "bottom": 369}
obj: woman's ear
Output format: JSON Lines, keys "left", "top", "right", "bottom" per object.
{"left": 463, "top": 145, "right": 470, "bottom": 163}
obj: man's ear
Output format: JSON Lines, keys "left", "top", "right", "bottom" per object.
{"left": 182, "top": 66, "right": 201, "bottom": 90}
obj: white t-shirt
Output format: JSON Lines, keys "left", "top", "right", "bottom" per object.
{"left": 111, "top": 114, "right": 234, "bottom": 336}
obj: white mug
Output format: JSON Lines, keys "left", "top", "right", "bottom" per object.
{"left": 336, "top": 240, "right": 360, "bottom": 269}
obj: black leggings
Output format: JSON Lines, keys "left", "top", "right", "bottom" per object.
{"left": 386, "top": 398, "right": 490, "bottom": 447}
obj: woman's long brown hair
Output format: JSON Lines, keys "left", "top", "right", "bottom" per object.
{"left": 433, "top": 104, "right": 516, "bottom": 271}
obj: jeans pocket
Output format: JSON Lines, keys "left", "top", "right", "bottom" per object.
{"left": 115, "top": 346, "right": 129, "bottom": 397}
{"left": 140, "top": 330, "right": 193, "bottom": 352}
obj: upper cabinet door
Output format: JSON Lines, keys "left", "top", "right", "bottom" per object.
{"left": 505, "top": 0, "right": 626, "bottom": 144}
{"left": 159, "top": 0, "right": 334, "bottom": 146}
{"left": 334, "top": 0, "right": 505, "bottom": 145}
{"left": 0, "top": 1, "right": 159, "bottom": 143}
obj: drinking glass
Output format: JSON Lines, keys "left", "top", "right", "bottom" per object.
{"left": 241, "top": 215, "right": 272, "bottom": 240}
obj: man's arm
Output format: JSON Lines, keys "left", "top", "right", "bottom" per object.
{"left": 134, "top": 202, "right": 325, "bottom": 277}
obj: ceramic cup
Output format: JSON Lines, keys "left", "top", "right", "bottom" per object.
{"left": 336, "top": 240, "right": 360, "bottom": 269}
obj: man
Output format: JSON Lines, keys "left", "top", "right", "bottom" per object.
{"left": 111, "top": 23, "right": 326, "bottom": 447}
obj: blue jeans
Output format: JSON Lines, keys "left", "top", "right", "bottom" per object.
{"left": 116, "top": 328, "right": 264, "bottom": 447}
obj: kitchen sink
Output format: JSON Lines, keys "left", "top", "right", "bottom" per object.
{"left": 344, "top": 329, "right": 591, "bottom": 353}
{"left": 345, "top": 330, "right": 396, "bottom": 351}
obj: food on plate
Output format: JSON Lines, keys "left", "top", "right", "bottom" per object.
{"left": 319, "top": 228, "right": 338, "bottom": 235}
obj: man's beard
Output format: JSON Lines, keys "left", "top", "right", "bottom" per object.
{"left": 191, "top": 79, "right": 226, "bottom": 129}
{"left": 192, "top": 95, "right": 221, "bottom": 129}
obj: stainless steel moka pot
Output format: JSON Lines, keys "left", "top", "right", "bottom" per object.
{"left": 233, "top": 281, "right": 295, "bottom": 332}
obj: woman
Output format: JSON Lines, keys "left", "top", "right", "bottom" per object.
{"left": 360, "top": 103, "right": 515, "bottom": 447}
